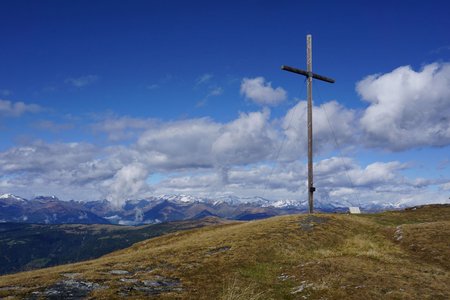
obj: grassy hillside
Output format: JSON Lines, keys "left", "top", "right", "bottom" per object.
{"left": 0, "top": 217, "right": 229, "bottom": 275}
{"left": 0, "top": 205, "right": 448, "bottom": 299}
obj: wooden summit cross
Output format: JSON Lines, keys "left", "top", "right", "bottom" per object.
{"left": 281, "top": 34, "right": 335, "bottom": 214}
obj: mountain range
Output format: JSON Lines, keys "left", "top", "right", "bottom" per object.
{"left": 0, "top": 193, "right": 308, "bottom": 225}
{"left": 0, "top": 193, "right": 415, "bottom": 225}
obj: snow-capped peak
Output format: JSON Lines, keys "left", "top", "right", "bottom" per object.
{"left": 33, "top": 195, "right": 60, "bottom": 202}
{"left": 0, "top": 193, "right": 26, "bottom": 201}
{"left": 156, "top": 194, "right": 206, "bottom": 203}
{"left": 270, "top": 199, "right": 306, "bottom": 208}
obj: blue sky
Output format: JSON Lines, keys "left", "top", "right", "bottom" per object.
{"left": 1, "top": 0, "right": 450, "bottom": 207}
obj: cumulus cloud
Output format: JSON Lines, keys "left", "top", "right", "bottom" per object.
{"left": 212, "top": 109, "right": 277, "bottom": 165}
{"left": 240, "top": 77, "right": 287, "bottom": 106}
{"left": 440, "top": 181, "right": 450, "bottom": 192}
{"left": 281, "top": 100, "right": 357, "bottom": 160}
{"left": 0, "top": 99, "right": 42, "bottom": 117}
{"left": 35, "top": 120, "right": 74, "bottom": 132}
{"left": 312, "top": 157, "right": 445, "bottom": 206}
{"left": 0, "top": 141, "right": 97, "bottom": 173}
{"left": 315, "top": 157, "right": 411, "bottom": 192}
{"left": 0, "top": 141, "right": 114, "bottom": 200}
{"left": 65, "top": 75, "right": 99, "bottom": 87}
{"left": 1, "top": 108, "right": 280, "bottom": 204}
{"left": 136, "top": 110, "right": 278, "bottom": 170}
{"left": 2, "top": 69, "right": 449, "bottom": 208}
{"left": 357, "top": 62, "right": 450, "bottom": 150}
{"left": 147, "top": 155, "right": 448, "bottom": 208}
{"left": 149, "top": 162, "right": 305, "bottom": 200}
{"left": 92, "top": 116, "right": 156, "bottom": 141}
{"left": 155, "top": 172, "right": 218, "bottom": 191}
{"left": 136, "top": 118, "right": 220, "bottom": 170}
{"left": 0, "top": 137, "right": 446, "bottom": 208}
{"left": 106, "top": 162, "right": 150, "bottom": 207}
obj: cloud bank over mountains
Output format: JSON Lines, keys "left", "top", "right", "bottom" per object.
{"left": 1, "top": 63, "right": 450, "bottom": 207}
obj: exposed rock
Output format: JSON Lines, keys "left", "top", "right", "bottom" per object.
{"left": 206, "top": 246, "right": 231, "bottom": 255}
{"left": 291, "top": 281, "right": 314, "bottom": 294}
{"left": 277, "top": 273, "right": 294, "bottom": 281}
{"left": 0, "top": 286, "right": 23, "bottom": 291}
{"left": 28, "top": 279, "right": 106, "bottom": 299}
{"left": 60, "top": 273, "right": 82, "bottom": 279}
{"left": 119, "top": 278, "right": 139, "bottom": 283}
{"left": 109, "top": 270, "right": 130, "bottom": 275}
{"left": 120, "top": 276, "right": 183, "bottom": 296}
{"left": 394, "top": 225, "right": 403, "bottom": 242}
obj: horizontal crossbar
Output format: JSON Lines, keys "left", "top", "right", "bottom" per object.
{"left": 281, "top": 65, "right": 335, "bottom": 83}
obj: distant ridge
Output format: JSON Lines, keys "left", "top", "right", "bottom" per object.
{"left": 1, "top": 193, "right": 449, "bottom": 225}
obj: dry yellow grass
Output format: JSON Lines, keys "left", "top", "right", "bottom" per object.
{"left": 0, "top": 206, "right": 449, "bottom": 299}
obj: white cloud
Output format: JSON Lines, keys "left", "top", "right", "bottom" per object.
{"left": 2, "top": 68, "right": 449, "bottom": 208}
{"left": 146, "top": 155, "right": 449, "bottom": 209}
{"left": 212, "top": 109, "right": 276, "bottom": 165}
{"left": 0, "top": 141, "right": 98, "bottom": 174}
{"left": 196, "top": 73, "right": 213, "bottom": 85}
{"left": 315, "top": 157, "right": 412, "bottom": 192}
{"left": 35, "top": 120, "right": 74, "bottom": 132}
{"left": 349, "top": 161, "right": 407, "bottom": 187}
{"left": 0, "top": 135, "right": 446, "bottom": 208}
{"left": 197, "top": 86, "right": 224, "bottom": 107}
{"left": 136, "top": 118, "right": 220, "bottom": 170}
{"left": 208, "top": 86, "right": 223, "bottom": 97}
{"left": 281, "top": 100, "right": 357, "bottom": 161}
{"left": 65, "top": 75, "right": 99, "bottom": 87}
{"left": 149, "top": 162, "right": 305, "bottom": 200}
{"left": 357, "top": 62, "right": 450, "bottom": 150}
{"left": 92, "top": 116, "right": 156, "bottom": 141}
{"left": 240, "top": 77, "right": 287, "bottom": 106}
{"left": 311, "top": 157, "right": 448, "bottom": 207}
{"left": 135, "top": 110, "right": 278, "bottom": 170}
{"left": 106, "top": 162, "right": 150, "bottom": 207}
{"left": 0, "top": 99, "right": 42, "bottom": 117}
{"left": 0, "top": 141, "right": 141, "bottom": 203}
{"left": 440, "top": 181, "right": 450, "bottom": 192}
{"left": 0, "top": 109, "right": 279, "bottom": 203}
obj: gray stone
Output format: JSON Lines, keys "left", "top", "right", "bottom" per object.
{"left": 109, "top": 269, "right": 130, "bottom": 275}
{"left": 60, "top": 273, "right": 82, "bottom": 279}
{"left": 120, "top": 277, "right": 183, "bottom": 296}
{"left": 119, "top": 278, "right": 139, "bottom": 283}
{"left": 39, "top": 279, "right": 106, "bottom": 300}
{"left": 206, "top": 245, "right": 231, "bottom": 255}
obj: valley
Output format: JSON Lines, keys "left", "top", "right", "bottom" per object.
{"left": 0, "top": 217, "right": 230, "bottom": 275}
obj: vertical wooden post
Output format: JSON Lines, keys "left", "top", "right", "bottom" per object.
{"left": 306, "top": 34, "right": 314, "bottom": 214}
{"left": 281, "top": 35, "right": 334, "bottom": 214}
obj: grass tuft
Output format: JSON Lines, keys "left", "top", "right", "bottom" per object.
{"left": 221, "top": 277, "right": 267, "bottom": 300}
